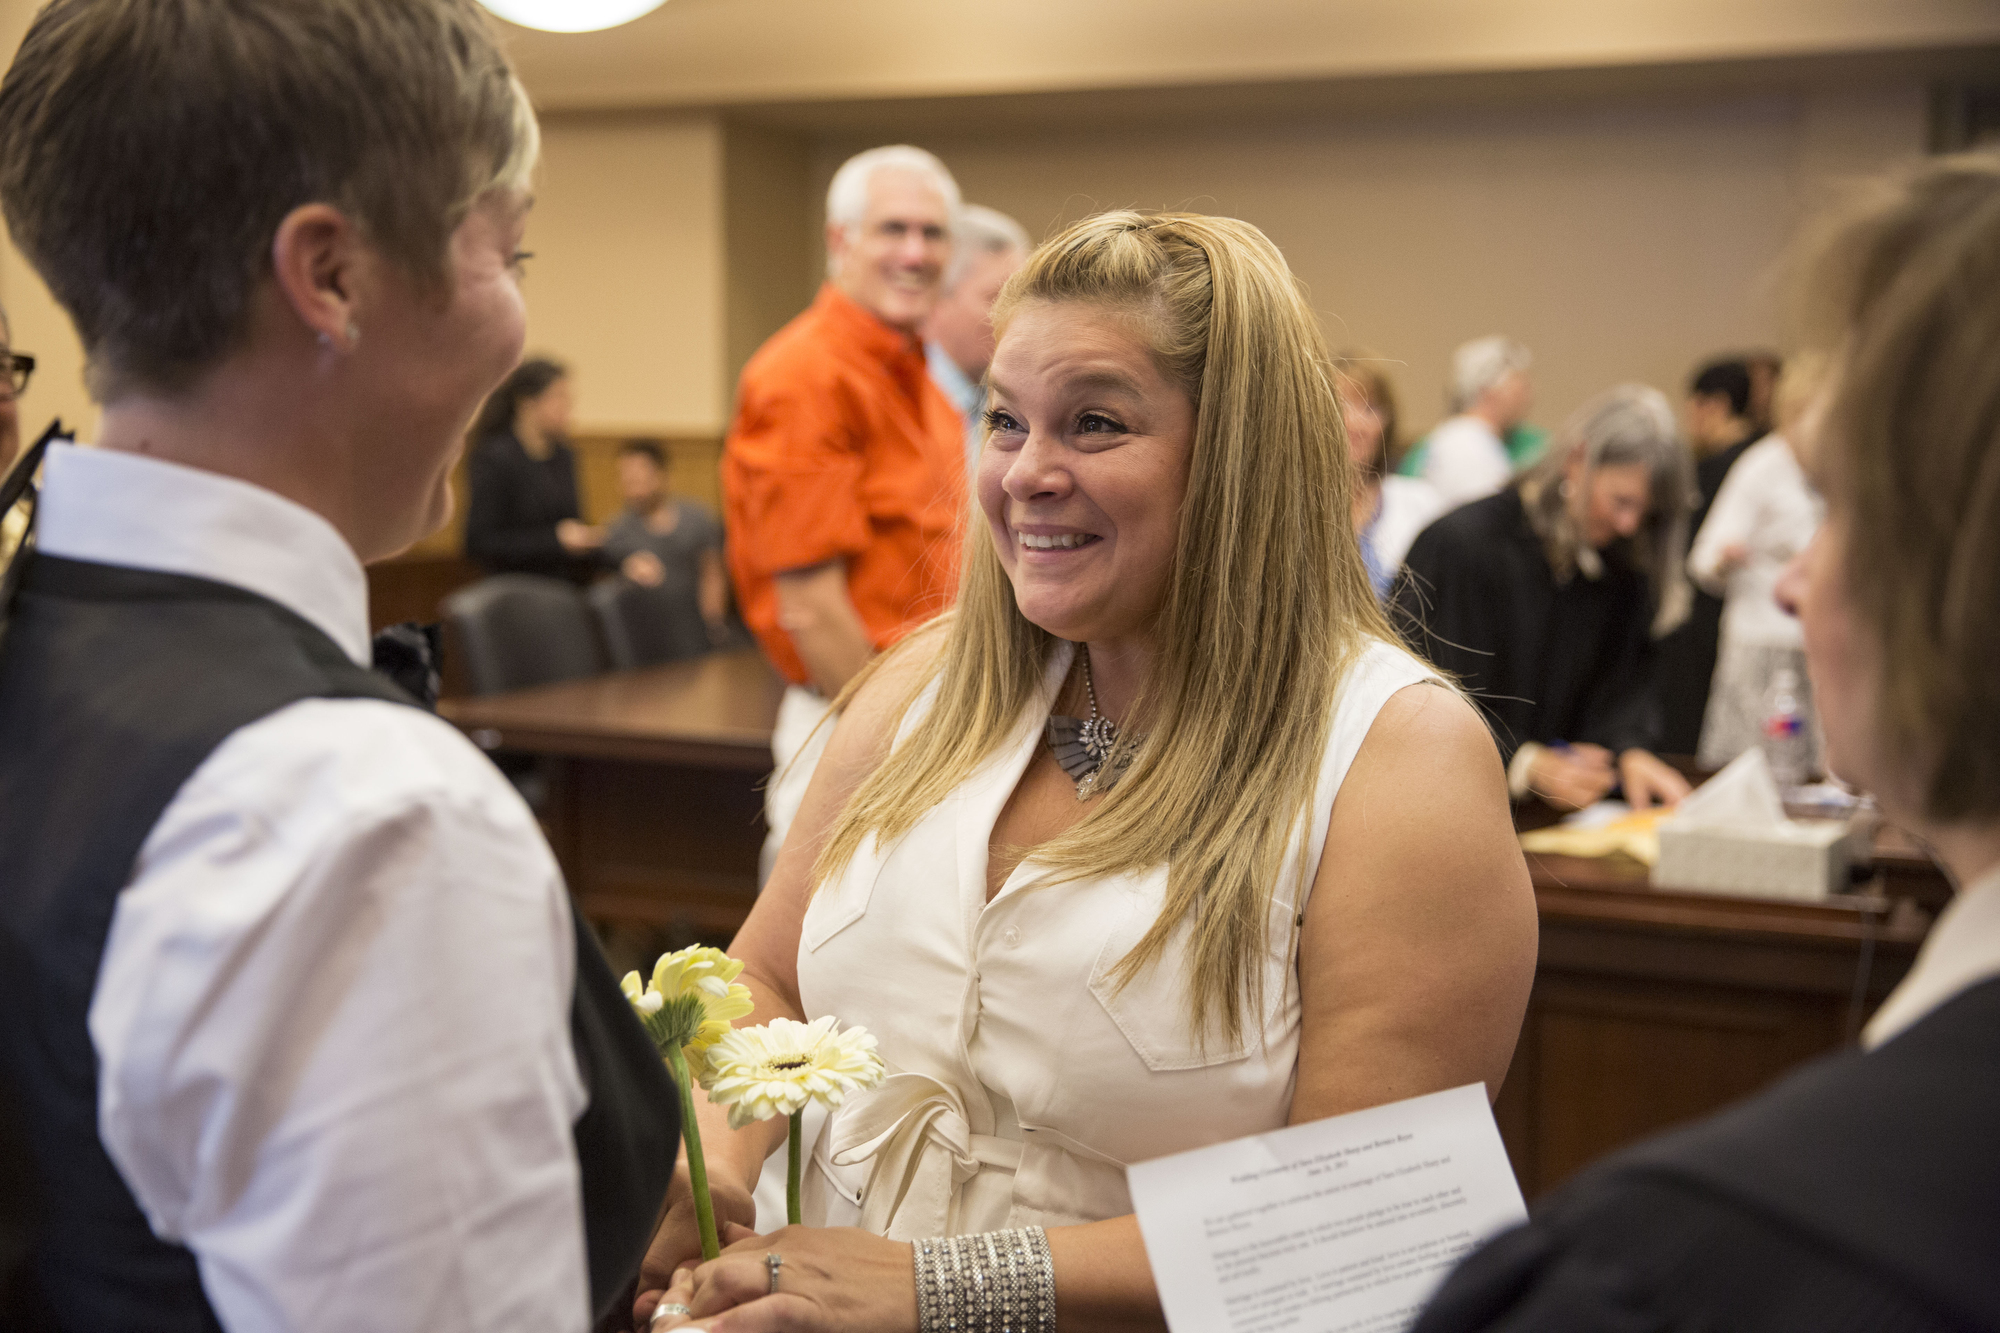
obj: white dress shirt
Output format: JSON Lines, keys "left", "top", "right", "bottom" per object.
{"left": 1421, "top": 414, "right": 1514, "bottom": 510}
{"left": 37, "top": 443, "right": 592, "bottom": 1333}
{"left": 1686, "top": 434, "right": 1822, "bottom": 650}
{"left": 1863, "top": 861, "right": 2000, "bottom": 1050}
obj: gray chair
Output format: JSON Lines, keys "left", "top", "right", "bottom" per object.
{"left": 442, "top": 574, "right": 606, "bottom": 696}
{"left": 587, "top": 576, "right": 714, "bottom": 670}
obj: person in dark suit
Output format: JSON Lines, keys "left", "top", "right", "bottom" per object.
{"left": 1413, "top": 154, "right": 2000, "bottom": 1333}
{"left": 1391, "top": 384, "right": 1696, "bottom": 812}
{"left": 463, "top": 355, "right": 603, "bottom": 581}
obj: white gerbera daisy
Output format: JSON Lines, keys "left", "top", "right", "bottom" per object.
{"left": 703, "top": 1016, "right": 886, "bottom": 1130}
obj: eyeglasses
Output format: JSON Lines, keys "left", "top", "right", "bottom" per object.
{"left": 0, "top": 353, "right": 33, "bottom": 399}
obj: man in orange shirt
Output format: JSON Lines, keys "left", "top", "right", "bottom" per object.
{"left": 724, "top": 144, "right": 968, "bottom": 883}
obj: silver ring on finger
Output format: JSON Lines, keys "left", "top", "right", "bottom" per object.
{"left": 651, "top": 1302, "right": 693, "bottom": 1325}
{"left": 766, "top": 1251, "right": 784, "bottom": 1294}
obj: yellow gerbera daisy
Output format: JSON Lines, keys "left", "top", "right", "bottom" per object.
{"left": 619, "top": 945, "right": 755, "bottom": 1082}
{"left": 618, "top": 945, "right": 754, "bottom": 1263}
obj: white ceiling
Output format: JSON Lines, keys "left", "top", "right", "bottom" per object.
{"left": 494, "top": 0, "right": 2000, "bottom": 114}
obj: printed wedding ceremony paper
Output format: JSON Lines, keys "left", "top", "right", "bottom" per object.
{"left": 1129, "top": 1084, "right": 1527, "bottom": 1333}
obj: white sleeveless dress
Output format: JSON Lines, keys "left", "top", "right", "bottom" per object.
{"left": 793, "top": 637, "right": 1436, "bottom": 1239}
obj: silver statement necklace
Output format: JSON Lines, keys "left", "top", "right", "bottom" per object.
{"left": 1044, "top": 647, "right": 1145, "bottom": 800}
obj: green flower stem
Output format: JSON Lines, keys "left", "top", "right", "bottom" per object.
{"left": 666, "top": 1046, "right": 721, "bottom": 1261}
{"left": 787, "top": 1110, "right": 804, "bottom": 1227}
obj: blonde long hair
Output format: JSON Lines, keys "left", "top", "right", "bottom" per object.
{"left": 814, "top": 211, "right": 1394, "bottom": 1044}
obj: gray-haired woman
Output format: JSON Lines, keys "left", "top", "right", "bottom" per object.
{"left": 1392, "top": 384, "right": 1696, "bottom": 810}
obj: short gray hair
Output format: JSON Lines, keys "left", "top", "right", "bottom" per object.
{"left": 943, "top": 203, "right": 1030, "bottom": 292}
{"left": 824, "top": 145, "right": 961, "bottom": 275}
{"left": 1450, "top": 335, "right": 1533, "bottom": 412}
{"left": 1519, "top": 383, "right": 1694, "bottom": 636}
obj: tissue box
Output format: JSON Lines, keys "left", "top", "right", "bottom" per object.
{"left": 1652, "top": 817, "right": 1855, "bottom": 901}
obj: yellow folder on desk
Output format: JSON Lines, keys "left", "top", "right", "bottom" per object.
{"left": 1518, "top": 806, "right": 1669, "bottom": 866}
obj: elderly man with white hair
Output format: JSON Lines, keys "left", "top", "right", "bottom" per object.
{"left": 721, "top": 144, "right": 966, "bottom": 888}
{"left": 1415, "top": 335, "right": 1536, "bottom": 509}
{"left": 923, "top": 203, "right": 1031, "bottom": 469}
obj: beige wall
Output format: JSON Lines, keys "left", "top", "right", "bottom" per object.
{"left": 0, "top": 93, "right": 738, "bottom": 446}
{"left": 0, "top": 1, "right": 1953, "bottom": 466}
{"left": 811, "top": 83, "right": 1926, "bottom": 440}
{"left": 0, "top": 216, "right": 95, "bottom": 443}
{"left": 722, "top": 123, "right": 818, "bottom": 396}
{"left": 523, "top": 111, "right": 728, "bottom": 434}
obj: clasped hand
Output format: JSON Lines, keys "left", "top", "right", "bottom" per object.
{"left": 636, "top": 1167, "right": 915, "bottom": 1333}
{"left": 641, "top": 1223, "right": 916, "bottom": 1333}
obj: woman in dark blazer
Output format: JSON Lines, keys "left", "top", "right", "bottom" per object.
{"left": 463, "top": 356, "right": 601, "bottom": 581}
{"left": 1391, "top": 383, "right": 1696, "bottom": 811}
{"left": 1414, "top": 154, "right": 2000, "bottom": 1333}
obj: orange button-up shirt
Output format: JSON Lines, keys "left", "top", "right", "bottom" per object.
{"left": 724, "top": 283, "right": 968, "bottom": 686}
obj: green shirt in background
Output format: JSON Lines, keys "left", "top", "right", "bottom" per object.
{"left": 1396, "top": 422, "right": 1548, "bottom": 479}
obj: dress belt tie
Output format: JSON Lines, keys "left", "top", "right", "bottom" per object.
{"left": 825, "top": 1072, "right": 1020, "bottom": 1240}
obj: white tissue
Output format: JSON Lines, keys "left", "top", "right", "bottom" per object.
{"left": 1671, "top": 746, "right": 1788, "bottom": 830}
{"left": 1654, "top": 747, "right": 1854, "bottom": 900}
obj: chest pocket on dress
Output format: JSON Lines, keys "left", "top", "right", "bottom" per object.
{"left": 801, "top": 834, "right": 887, "bottom": 952}
{"left": 1086, "top": 875, "right": 1257, "bottom": 1072}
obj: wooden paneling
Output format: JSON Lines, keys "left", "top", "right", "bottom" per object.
{"left": 569, "top": 431, "right": 725, "bottom": 522}
{"left": 364, "top": 553, "right": 482, "bottom": 633}
{"left": 544, "top": 757, "right": 766, "bottom": 939}
{"left": 392, "top": 430, "right": 726, "bottom": 564}
{"left": 1498, "top": 967, "right": 1876, "bottom": 1195}
{"left": 1494, "top": 847, "right": 1930, "bottom": 1198}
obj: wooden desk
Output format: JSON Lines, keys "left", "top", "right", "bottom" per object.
{"left": 1495, "top": 807, "right": 1939, "bottom": 1197}
{"left": 441, "top": 674, "right": 1950, "bottom": 1199}
{"left": 441, "top": 650, "right": 783, "bottom": 934}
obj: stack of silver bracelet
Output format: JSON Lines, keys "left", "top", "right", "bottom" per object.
{"left": 912, "top": 1226, "right": 1057, "bottom": 1333}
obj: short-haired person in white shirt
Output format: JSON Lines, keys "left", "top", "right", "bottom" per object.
{"left": 0, "top": 3, "right": 676, "bottom": 1330}
{"left": 1420, "top": 335, "right": 1534, "bottom": 510}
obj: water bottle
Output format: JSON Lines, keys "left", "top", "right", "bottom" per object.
{"left": 1760, "top": 666, "right": 1812, "bottom": 791}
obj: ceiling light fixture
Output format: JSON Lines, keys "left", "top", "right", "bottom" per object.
{"left": 480, "top": 0, "right": 668, "bottom": 33}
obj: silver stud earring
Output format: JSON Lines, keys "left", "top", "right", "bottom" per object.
{"left": 345, "top": 322, "right": 360, "bottom": 349}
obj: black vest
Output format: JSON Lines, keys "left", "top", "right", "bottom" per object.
{"left": 0, "top": 556, "right": 677, "bottom": 1330}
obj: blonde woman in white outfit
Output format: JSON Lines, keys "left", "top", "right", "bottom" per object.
{"left": 641, "top": 212, "right": 1538, "bottom": 1333}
